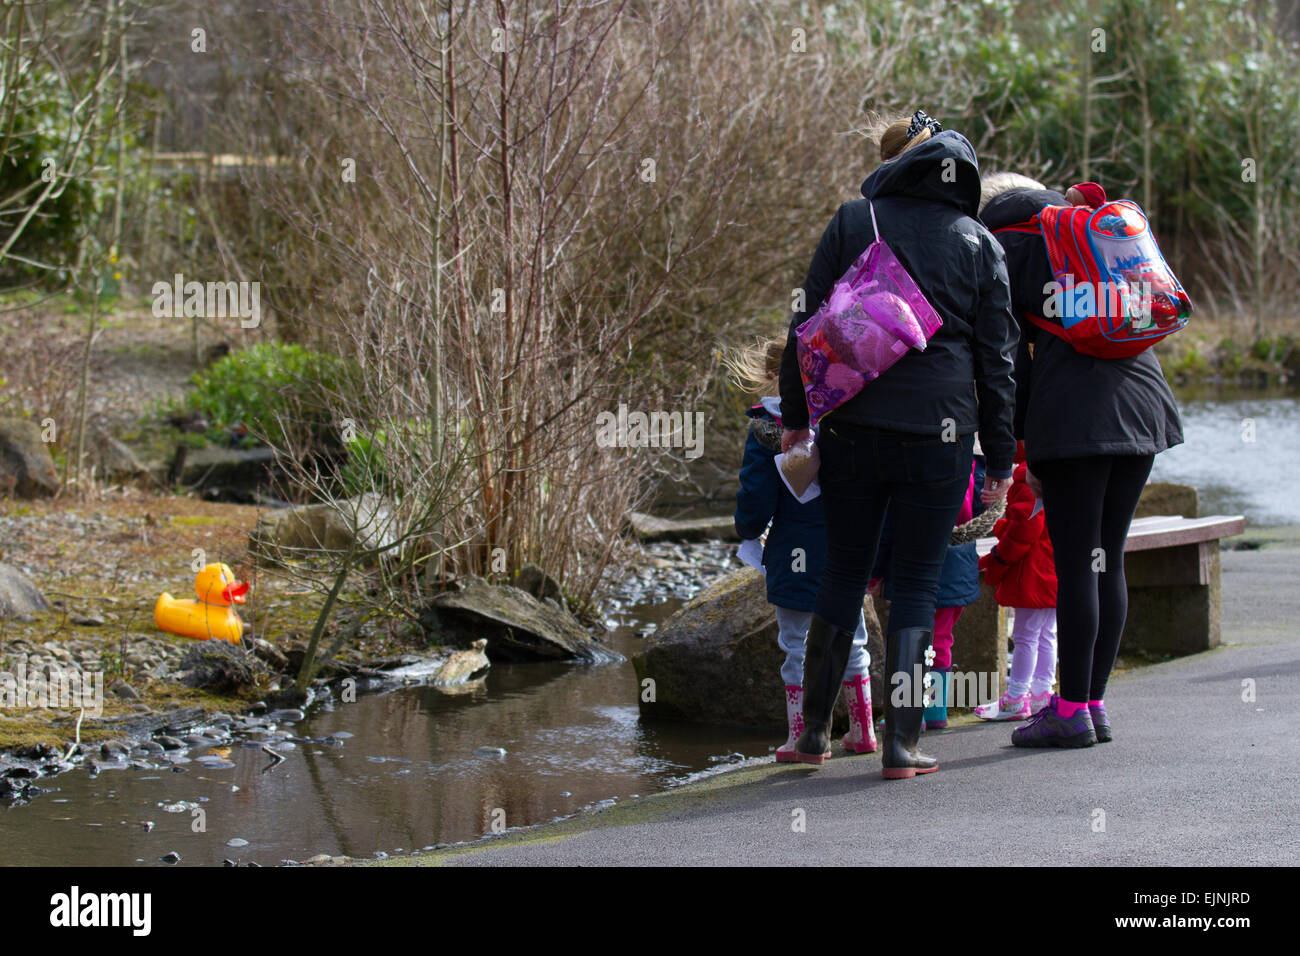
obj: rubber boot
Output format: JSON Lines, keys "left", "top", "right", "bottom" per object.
{"left": 775, "top": 685, "right": 805, "bottom": 763}
{"left": 842, "top": 674, "right": 877, "bottom": 754}
{"left": 922, "top": 667, "right": 950, "bottom": 730}
{"left": 793, "top": 615, "right": 855, "bottom": 765}
{"left": 881, "top": 627, "right": 939, "bottom": 779}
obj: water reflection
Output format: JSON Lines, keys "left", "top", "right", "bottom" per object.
{"left": 0, "top": 603, "right": 776, "bottom": 866}
{"left": 1155, "top": 386, "right": 1300, "bottom": 525}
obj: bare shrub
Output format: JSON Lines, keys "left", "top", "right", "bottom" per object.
{"left": 192, "top": 0, "right": 1048, "bottom": 623}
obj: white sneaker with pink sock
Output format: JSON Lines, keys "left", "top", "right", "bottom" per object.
{"left": 974, "top": 691, "right": 1031, "bottom": 721}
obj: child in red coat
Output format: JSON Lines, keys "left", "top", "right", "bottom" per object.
{"left": 975, "top": 444, "right": 1058, "bottom": 720}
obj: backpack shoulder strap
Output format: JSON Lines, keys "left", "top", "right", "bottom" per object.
{"left": 991, "top": 218, "right": 1042, "bottom": 236}
{"left": 991, "top": 209, "right": 1095, "bottom": 348}
{"left": 1022, "top": 311, "right": 1073, "bottom": 344}
{"left": 1037, "top": 205, "right": 1107, "bottom": 288}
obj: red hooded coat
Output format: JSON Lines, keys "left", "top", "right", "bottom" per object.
{"left": 978, "top": 460, "right": 1057, "bottom": 609}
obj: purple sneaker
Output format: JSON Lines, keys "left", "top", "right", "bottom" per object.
{"left": 1089, "top": 702, "right": 1112, "bottom": 743}
{"left": 1011, "top": 695, "right": 1097, "bottom": 748}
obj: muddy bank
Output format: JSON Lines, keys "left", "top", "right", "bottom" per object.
{"left": 0, "top": 493, "right": 739, "bottom": 833}
{"left": 0, "top": 495, "right": 485, "bottom": 793}
{"left": 0, "top": 534, "right": 756, "bottom": 866}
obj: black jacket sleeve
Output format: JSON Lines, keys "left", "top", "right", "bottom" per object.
{"left": 779, "top": 205, "right": 852, "bottom": 432}
{"left": 972, "top": 239, "right": 1019, "bottom": 478}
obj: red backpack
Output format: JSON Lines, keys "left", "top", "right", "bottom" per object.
{"left": 995, "top": 199, "right": 1191, "bottom": 359}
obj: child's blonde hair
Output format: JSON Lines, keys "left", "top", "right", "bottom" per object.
{"left": 722, "top": 335, "right": 786, "bottom": 396}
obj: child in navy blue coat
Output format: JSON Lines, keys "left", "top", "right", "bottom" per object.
{"left": 729, "top": 338, "right": 875, "bottom": 762}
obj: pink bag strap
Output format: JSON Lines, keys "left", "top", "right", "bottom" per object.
{"left": 869, "top": 200, "right": 879, "bottom": 240}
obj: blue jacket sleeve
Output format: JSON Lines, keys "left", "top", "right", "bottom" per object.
{"left": 734, "top": 429, "right": 780, "bottom": 541}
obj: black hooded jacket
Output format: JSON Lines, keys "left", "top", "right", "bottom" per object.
{"left": 980, "top": 187, "right": 1184, "bottom": 462}
{"left": 778, "top": 131, "right": 1019, "bottom": 478}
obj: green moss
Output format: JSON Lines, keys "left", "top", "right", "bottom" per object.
{"left": 0, "top": 716, "right": 72, "bottom": 750}
{"left": 168, "top": 515, "right": 221, "bottom": 527}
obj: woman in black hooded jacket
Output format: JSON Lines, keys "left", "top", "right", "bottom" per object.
{"left": 778, "top": 114, "right": 1018, "bottom": 779}
{"left": 980, "top": 179, "right": 1183, "bottom": 748}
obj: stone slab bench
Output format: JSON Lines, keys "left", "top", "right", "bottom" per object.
{"left": 956, "top": 515, "right": 1248, "bottom": 702}
{"left": 947, "top": 514, "right": 1246, "bottom": 705}
{"left": 974, "top": 514, "right": 1246, "bottom": 561}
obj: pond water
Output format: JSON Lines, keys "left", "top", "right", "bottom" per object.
{"left": 0, "top": 591, "right": 775, "bottom": 867}
{"left": 1154, "top": 386, "right": 1300, "bottom": 526}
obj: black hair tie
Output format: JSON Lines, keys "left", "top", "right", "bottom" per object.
{"left": 907, "top": 110, "right": 942, "bottom": 140}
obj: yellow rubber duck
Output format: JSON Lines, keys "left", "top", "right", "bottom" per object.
{"left": 154, "top": 563, "right": 249, "bottom": 644}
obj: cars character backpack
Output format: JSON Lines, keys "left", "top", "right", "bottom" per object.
{"left": 994, "top": 199, "right": 1191, "bottom": 359}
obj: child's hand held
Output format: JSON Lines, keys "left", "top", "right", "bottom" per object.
{"left": 981, "top": 475, "right": 1012, "bottom": 505}
{"left": 781, "top": 427, "right": 812, "bottom": 454}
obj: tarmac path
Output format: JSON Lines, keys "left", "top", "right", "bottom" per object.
{"left": 383, "top": 529, "right": 1300, "bottom": 867}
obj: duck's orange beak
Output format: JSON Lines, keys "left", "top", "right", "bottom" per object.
{"left": 222, "top": 580, "right": 250, "bottom": 604}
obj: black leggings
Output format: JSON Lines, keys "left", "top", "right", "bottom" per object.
{"left": 1031, "top": 454, "right": 1154, "bottom": 703}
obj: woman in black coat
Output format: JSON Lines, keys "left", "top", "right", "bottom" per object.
{"left": 980, "top": 180, "right": 1184, "bottom": 747}
{"left": 778, "top": 114, "right": 1018, "bottom": 778}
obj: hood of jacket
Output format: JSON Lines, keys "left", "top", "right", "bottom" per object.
{"left": 745, "top": 400, "right": 783, "bottom": 451}
{"left": 861, "top": 130, "right": 982, "bottom": 217}
{"left": 979, "top": 186, "right": 1068, "bottom": 232}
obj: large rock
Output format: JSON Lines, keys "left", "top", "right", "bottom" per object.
{"left": 632, "top": 567, "right": 883, "bottom": 730}
{"left": 176, "top": 641, "right": 259, "bottom": 694}
{"left": 174, "top": 445, "right": 275, "bottom": 498}
{"left": 1136, "top": 482, "right": 1198, "bottom": 519}
{"left": 866, "top": 595, "right": 887, "bottom": 712}
{"left": 0, "top": 417, "right": 59, "bottom": 498}
{"left": 422, "top": 577, "right": 622, "bottom": 664}
{"left": 514, "top": 564, "right": 563, "bottom": 605}
{"left": 0, "top": 564, "right": 49, "bottom": 618}
{"left": 249, "top": 494, "right": 397, "bottom": 564}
